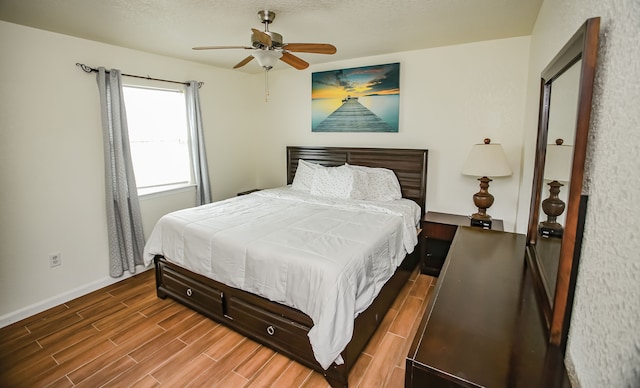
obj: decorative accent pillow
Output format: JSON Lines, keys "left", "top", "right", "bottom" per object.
{"left": 348, "top": 167, "right": 369, "bottom": 200}
{"left": 346, "top": 164, "right": 402, "bottom": 201}
{"left": 291, "top": 159, "right": 321, "bottom": 192}
{"left": 310, "top": 165, "right": 354, "bottom": 199}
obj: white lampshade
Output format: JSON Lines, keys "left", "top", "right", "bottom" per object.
{"left": 461, "top": 141, "right": 512, "bottom": 178}
{"left": 544, "top": 143, "right": 573, "bottom": 182}
{"left": 252, "top": 50, "right": 282, "bottom": 69}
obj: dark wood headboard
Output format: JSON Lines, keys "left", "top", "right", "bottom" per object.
{"left": 286, "top": 146, "right": 428, "bottom": 215}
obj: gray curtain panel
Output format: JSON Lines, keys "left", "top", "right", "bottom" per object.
{"left": 186, "top": 81, "right": 212, "bottom": 205}
{"left": 96, "top": 68, "right": 145, "bottom": 277}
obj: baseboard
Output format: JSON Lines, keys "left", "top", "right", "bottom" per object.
{"left": 0, "top": 265, "right": 152, "bottom": 329}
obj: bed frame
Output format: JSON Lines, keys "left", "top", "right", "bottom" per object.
{"left": 154, "top": 146, "right": 428, "bottom": 387}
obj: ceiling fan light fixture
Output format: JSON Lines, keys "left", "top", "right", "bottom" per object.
{"left": 253, "top": 49, "right": 282, "bottom": 70}
{"left": 192, "top": 11, "right": 335, "bottom": 72}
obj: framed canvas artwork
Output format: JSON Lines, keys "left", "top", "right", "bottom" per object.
{"left": 312, "top": 63, "right": 400, "bottom": 132}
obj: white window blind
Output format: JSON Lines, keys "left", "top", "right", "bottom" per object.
{"left": 122, "top": 85, "right": 192, "bottom": 194}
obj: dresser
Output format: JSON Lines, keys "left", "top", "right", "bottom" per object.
{"left": 421, "top": 212, "right": 503, "bottom": 276}
{"left": 406, "top": 227, "right": 570, "bottom": 387}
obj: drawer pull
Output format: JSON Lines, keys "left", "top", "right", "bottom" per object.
{"left": 186, "top": 288, "right": 193, "bottom": 297}
{"left": 266, "top": 325, "right": 275, "bottom": 336}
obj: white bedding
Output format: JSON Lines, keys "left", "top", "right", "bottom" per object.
{"left": 143, "top": 187, "right": 420, "bottom": 369}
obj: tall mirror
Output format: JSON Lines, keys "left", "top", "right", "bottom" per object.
{"left": 526, "top": 17, "right": 600, "bottom": 348}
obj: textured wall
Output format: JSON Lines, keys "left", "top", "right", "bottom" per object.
{"left": 525, "top": 1, "right": 640, "bottom": 386}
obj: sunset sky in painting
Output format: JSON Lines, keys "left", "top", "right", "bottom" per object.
{"left": 312, "top": 63, "right": 400, "bottom": 100}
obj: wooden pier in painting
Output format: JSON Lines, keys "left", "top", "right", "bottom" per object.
{"left": 313, "top": 97, "right": 395, "bottom": 132}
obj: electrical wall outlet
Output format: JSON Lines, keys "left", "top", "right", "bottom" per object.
{"left": 49, "top": 252, "right": 61, "bottom": 268}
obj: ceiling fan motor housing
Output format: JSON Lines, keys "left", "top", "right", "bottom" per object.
{"left": 253, "top": 10, "right": 283, "bottom": 49}
{"left": 252, "top": 31, "right": 283, "bottom": 49}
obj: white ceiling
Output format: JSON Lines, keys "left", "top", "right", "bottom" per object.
{"left": 0, "top": 0, "right": 542, "bottom": 73}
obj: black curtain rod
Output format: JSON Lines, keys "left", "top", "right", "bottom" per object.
{"left": 76, "top": 63, "right": 203, "bottom": 88}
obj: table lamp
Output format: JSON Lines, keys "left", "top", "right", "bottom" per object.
{"left": 539, "top": 139, "right": 573, "bottom": 238}
{"left": 461, "top": 138, "right": 512, "bottom": 228}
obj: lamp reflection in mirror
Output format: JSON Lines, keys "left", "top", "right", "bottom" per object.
{"left": 461, "top": 138, "right": 512, "bottom": 227}
{"left": 539, "top": 138, "right": 573, "bottom": 238}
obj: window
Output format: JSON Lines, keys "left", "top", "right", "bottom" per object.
{"left": 122, "top": 85, "right": 192, "bottom": 194}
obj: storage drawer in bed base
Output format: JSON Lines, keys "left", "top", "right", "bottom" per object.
{"left": 153, "top": 251, "right": 418, "bottom": 388}
{"left": 154, "top": 256, "right": 319, "bottom": 363}
{"left": 155, "top": 258, "right": 225, "bottom": 320}
{"left": 227, "top": 295, "right": 316, "bottom": 366}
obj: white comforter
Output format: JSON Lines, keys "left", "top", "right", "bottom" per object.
{"left": 143, "top": 187, "right": 420, "bottom": 369}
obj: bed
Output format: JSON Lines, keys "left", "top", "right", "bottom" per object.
{"left": 144, "top": 146, "right": 428, "bottom": 387}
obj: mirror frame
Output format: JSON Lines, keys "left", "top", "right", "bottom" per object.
{"left": 526, "top": 17, "right": 600, "bottom": 348}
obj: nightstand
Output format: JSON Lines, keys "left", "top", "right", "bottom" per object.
{"left": 421, "top": 212, "right": 504, "bottom": 276}
{"left": 237, "top": 189, "right": 261, "bottom": 196}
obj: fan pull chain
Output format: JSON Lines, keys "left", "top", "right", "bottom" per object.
{"left": 264, "top": 68, "right": 270, "bottom": 102}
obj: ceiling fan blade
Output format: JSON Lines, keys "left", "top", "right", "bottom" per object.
{"left": 251, "top": 28, "right": 273, "bottom": 47}
{"left": 284, "top": 43, "right": 337, "bottom": 55}
{"left": 233, "top": 55, "right": 255, "bottom": 69}
{"left": 280, "top": 52, "right": 309, "bottom": 70}
{"left": 192, "top": 45, "right": 252, "bottom": 50}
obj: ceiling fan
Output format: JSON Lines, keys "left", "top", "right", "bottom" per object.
{"left": 192, "top": 10, "right": 337, "bottom": 71}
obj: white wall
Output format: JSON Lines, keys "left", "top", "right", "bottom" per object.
{"left": 254, "top": 37, "right": 531, "bottom": 232}
{"left": 520, "top": 2, "right": 640, "bottom": 386}
{"left": 0, "top": 23, "right": 532, "bottom": 324}
{"left": 0, "top": 21, "right": 258, "bottom": 324}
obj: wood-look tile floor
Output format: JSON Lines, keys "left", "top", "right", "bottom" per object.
{"left": 0, "top": 268, "right": 435, "bottom": 387}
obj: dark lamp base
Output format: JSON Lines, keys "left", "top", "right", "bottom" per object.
{"left": 540, "top": 180, "right": 566, "bottom": 239}
{"left": 471, "top": 218, "right": 492, "bottom": 229}
{"left": 471, "top": 176, "right": 495, "bottom": 221}
{"left": 539, "top": 222, "right": 564, "bottom": 238}
{"left": 471, "top": 212, "right": 492, "bottom": 221}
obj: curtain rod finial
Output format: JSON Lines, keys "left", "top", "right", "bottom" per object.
{"left": 76, "top": 63, "right": 94, "bottom": 73}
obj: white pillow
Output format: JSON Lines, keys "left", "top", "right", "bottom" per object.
{"left": 346, "top": 164, "right": 402, "bottom": 201}
{"left": 348, "top": 167, "right": 369, "bottom": 200}
{"left": 291, "top": 159, "right": 321, "bottom": 192}
{"left": 310, "top": 165, "right": 354, "bottom": 199}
